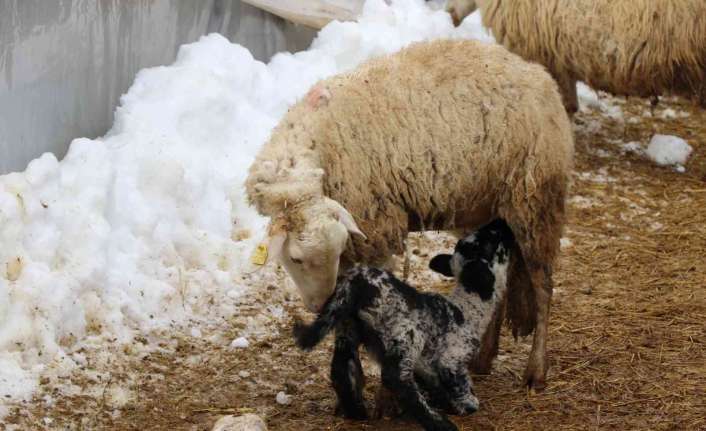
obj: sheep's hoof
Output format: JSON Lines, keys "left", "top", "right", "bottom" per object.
{"left": 523, "top": 367, "right": 547, "bottom": 391}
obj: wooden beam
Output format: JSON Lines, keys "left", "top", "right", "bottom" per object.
{"left": 242, "top": 0, "right": 364, "bottom": 29}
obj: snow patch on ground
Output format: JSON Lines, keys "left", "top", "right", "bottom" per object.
{"left": 0, "top": 0, "right": 490, "bottom": 413}
{"left": 620, "top": 141, "right": 645, "bottom": 156}
{"left": 275, "top": 391, "right": 291, "bottom": 405}
{"left": 230, "top": 337, "right": 250, "bottom": 349}
{"left": 569, "top": 196, "right": 599, "bottom": 209}
{"left": 646, "top": 135, "right": 692, "bottom": 171}
{"left": 576, "top": 168, "right": 617, "bottom": 184}
{"left": 659, "top": 108, "right": 690, "bottom": 120}
{"left": 577, "top": 82, "right": 623, "bottom": 120}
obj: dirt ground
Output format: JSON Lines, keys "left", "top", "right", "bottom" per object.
{"left": 4, "top": 94, "right": 706, "bottom": 431}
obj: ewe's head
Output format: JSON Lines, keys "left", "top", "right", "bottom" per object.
{"left": 429, "top": 219, "right": 514, "bottom": 300}
{"left": 265, "top": 197, "right": 365, "bottom": 312}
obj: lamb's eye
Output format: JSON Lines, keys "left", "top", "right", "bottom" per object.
{"left": 291, "top": 257, "right": 303, "bottom": 265}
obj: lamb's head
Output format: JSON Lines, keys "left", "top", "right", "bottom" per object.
{"left": 264, "top": 197, "right": 366, "bottom": 312}
{"left": 446, "top": 0, "right": 478, "bottom": 26}
{"left": 429, "top": 219, "right": 514, "bottom": 300}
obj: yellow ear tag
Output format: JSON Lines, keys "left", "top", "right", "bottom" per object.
{"left": 250, "top": 243, "right": 268, "bottom": 266}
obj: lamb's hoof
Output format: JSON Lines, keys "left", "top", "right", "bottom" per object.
{"left": 427, "top": 418, "right": 459, "bottom": 431}
{"left": 470, "top": 359, "right": 493, "bottom": 375}
{"left": 458, "top": 397, "right": 479, "bottom": 415}
{"left": 335, "top": 402, "right": 368, "bottom": 420}
{"left": 372, "top": 388, "right": 402, "bottom": 419}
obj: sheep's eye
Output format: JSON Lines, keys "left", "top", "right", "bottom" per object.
{"left": 291, "top": 257, "right": 303, "bottom": 265}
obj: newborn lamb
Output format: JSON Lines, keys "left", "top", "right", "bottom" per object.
{"left": 293, "top": 219, "right": 514, "bottom": 431}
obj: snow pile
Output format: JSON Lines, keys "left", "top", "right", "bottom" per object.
{"left": 0, "top": 0, "right": 490, "bottom": 413}
{"left": 646, "top": 134, "right": 692, "bottom": 171}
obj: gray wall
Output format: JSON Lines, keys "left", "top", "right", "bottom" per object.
{"left": 0, "top": 0, "right": 315, "bottom": 174}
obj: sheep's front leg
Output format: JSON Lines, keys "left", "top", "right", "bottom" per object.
{"left": 436, "top": 364, "right": 479, "bottom": 415}
{"left": 555, "top": 74, "right": 578, "bottom": 114}
{"left": 331, "top": 323, "right": 367, "bottom": 419}
{"left": 381, "top": 354, "right": 457, "bottom": 431}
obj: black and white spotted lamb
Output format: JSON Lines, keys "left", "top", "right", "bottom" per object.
{"left": 293, "top": 219, "right": 514, "bottom": 431}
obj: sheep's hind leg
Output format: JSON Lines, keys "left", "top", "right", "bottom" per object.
{"left": 502, "top": 172, "right": 566, "bottom": 391}
{"left": 331, "top": 323, "right": 367, "bottom": 419}
{"left": 381, "top": 353, "right": 457, "bottom": 431}
{"left": 523, "top": 265, "right": 552, "bottom": 390}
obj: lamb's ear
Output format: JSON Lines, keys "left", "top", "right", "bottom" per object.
{"left": 429, "top": 254, "right": 453, "bottom": 277}
{"left": 460, "top": 262, "right": 495, "bottom": 301}
{"left": 327, "top": 198, "right": 366, "bottom": 239}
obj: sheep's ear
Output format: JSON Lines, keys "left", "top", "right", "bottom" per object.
{"left": 429, "top": 254, "right": 453, "bottom": 277}
{"left": 328, "top": 199, "right": 366, "bottom": 240}
{"left": 267, "top": 233, "right": 286, "bottom": 263}
{"left": 265, "top": 216, "right": 288, "bottom": 263}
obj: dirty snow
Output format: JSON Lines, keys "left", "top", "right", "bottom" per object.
{"left": 0, "top": 0, "right": 491, "bottom": 415}
{"left": 659, "top": 108, "right": 690, "bottom": 120}
{"left": 577, "top": 82, "right": 623, "bottom": 120}
{"left": 645, "top": 135, "right": 692, "bottom": 170}
{"left": 275, "top": 391, "right": 291, "bottom": 406}
{"left": 230, "top": 337, "right": 250, "bottom": 349}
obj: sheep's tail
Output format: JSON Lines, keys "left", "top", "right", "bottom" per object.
{"left": 293, "top": 275, "right": 357, "bottom": 351}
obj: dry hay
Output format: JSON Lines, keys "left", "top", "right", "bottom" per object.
{"left": 4, "top": 95, "right": 705, "bottom": 431}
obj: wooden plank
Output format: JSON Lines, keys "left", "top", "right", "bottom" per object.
{"left": 241, "top": 0, "right": 364, "bottom": 29}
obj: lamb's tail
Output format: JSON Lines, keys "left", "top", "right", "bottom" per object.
{"left": 293, "top": 274, "right": 357, "bottom": 351}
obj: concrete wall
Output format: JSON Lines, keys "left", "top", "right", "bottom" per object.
{"left": 0, "top": 0, "right": 315, "bottom": 174}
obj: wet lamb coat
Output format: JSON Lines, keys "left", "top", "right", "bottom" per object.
{"left": 246, "top": 39, "right": 573, "bottom": 346}
{"left": 448, "top": 0, "right": 706, "bottom": 110}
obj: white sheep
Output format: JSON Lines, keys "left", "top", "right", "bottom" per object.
{"left": 446, "top": 0, "right": 706, "bottom": 112}
{"left": 245, "top": 39, "right": 574, "bottom": 389}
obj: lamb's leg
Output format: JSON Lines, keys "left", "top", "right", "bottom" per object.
{"left": 372, "top": 386, "right": 401, "bottom": 419}
{"left": 372, "top": 256, "right": 403, "bottom": 419}
{"left": 330, "top": 323, "right": 367, "bottom": 419}
{"left": 436, "top": 365, "right": 479, "bottom": 416}
{"left": 381, "top": 353, "right": 457, "bottom": 431}
{"left": 556, "top": 73, "right": 578, "bottom": 114}
{"left": 414, "top": 372, "right": 455, "bottom": 414}
{"left": 472, "top": 302, "right": 504, "bottom": 374}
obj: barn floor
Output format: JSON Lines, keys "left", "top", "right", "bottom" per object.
{"left": 5, "top": 94, "right": 706, "bottom": 431}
